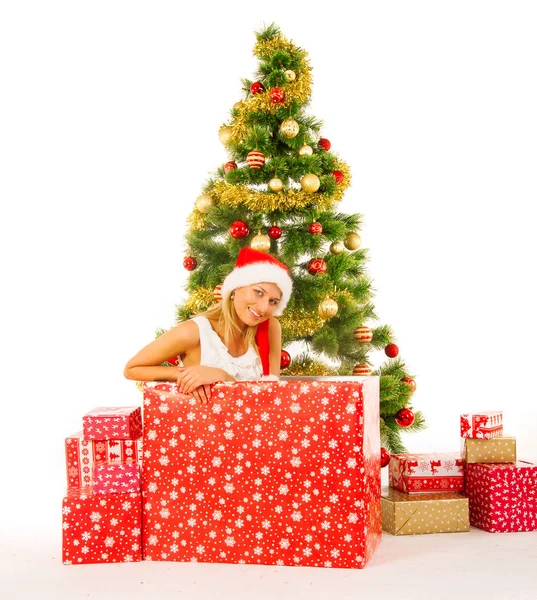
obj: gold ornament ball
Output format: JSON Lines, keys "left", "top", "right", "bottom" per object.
{"left": 330, "top": 241, "right": 345, "bottom": 255}
{"left": 232, "top": 101, "right": 243, "bottom": 110}
{"left": 268, "top": 177, "right": 283, "bottom": 192}
{"left": 280, "top": 118, "right": 300, "bottom": 138}
{"left": 299, "top": 144, "right": 313, "bottom": 157}
{"left": 218, "top": 126, "right": 232, "bottom": 145}
{"left": 284, "top": 69, "right": 296, "bottom": 81}
{"left": 301, "top": 173, "right": 321, "bottom": 193}
{"left": 195, "top": 194, "right": 213, "bottom": 213}
{"left": 344, "top": 232, "right": 362, "bottom": 251}
{"left": 250, "top": 233, "right": 271, "bottom": 253}
{"left": 318, "top": 297, "right": 338, "bottom": 319}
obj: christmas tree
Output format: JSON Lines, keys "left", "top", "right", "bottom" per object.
{"left": 167, "top": 23, "right": 425, "bottom": 454}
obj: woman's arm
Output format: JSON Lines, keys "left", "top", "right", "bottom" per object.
{"left": 267, "top": 316, "right": 282, "bottom": 377}
{"left": 123, "top": 320, "right": 200, "bottom": 382}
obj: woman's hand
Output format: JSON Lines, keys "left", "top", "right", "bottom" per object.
{"left": 176, "top": 366, "right": 232, "bottom": 403}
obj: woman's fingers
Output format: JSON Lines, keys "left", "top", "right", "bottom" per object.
{"left": 191, "top": 385, "right": 208, "bottom": 404}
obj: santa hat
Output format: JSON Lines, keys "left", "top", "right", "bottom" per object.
{"left": 222, "top": 247, "right": 293, "bottom": 377}
{"left": 221, "top": 247, "right": 292, "bottom": 317}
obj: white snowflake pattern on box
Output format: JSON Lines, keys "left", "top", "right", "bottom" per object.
{"left": 141, "top": 378, "right": 381, "bottom": 569}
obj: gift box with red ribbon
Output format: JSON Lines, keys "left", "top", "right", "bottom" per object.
{"left": 141, "top": 377, "right": 381, "bottom": 569}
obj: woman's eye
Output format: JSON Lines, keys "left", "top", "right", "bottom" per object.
{"left": 255, "top": 289, "right": 263, "bottom": 296}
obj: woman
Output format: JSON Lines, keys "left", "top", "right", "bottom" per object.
{"left": 124, "top": 248, "right": 293, "bottom": 403}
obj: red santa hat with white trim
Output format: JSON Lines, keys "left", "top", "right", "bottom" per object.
{"left": 221, "top": 247, "right": 292, "bottom": 317}
{"left": 221, "top": 247, "right": 293, "bottom": 377}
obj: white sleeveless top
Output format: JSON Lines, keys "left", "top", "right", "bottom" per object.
{"left": 190, "top": 316, "right": 263, "bottom": 381}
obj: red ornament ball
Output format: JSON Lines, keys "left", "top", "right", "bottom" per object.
{"left": 385, "top": 343, "right": 399, "bottom": 358}
{"left": 250, "top": 81, "right": 265, "bottom": 95}
{"left": 214, "top": 284, "right": 223, "bottom": 302}
{"left": 167, "top": 355, "right": 180, "bottom": 366}
{"left": 307, "top": 258, "right": 327, "bottom": 275}
{"left": 246, "top": 150, "right": 265, "bottom": 169}
{"left": 402, "top": 376, "right": 417, "bottom": 392}
{"left": 352, "top": 364, "right": 372, "bottom": 376}
{"left": 308, "top": 222, "right": 323, "bottom": 235}
{"left": 183, "top": 256, "right": 197, "bottom": 271}
{"left": 270, "top": 87, "right": 285, "bottom": 103}
{"left": 224, "top": 161, "right": 237, "bottom": 174}
{"left": 318, "top": 138, "right": 331, "bottom": 151}
{"left": 280, "top": 350, "right": 292, "bottom": 370}
{"left": 395, "top": 407, "right": 415, "bottom": 428}
{"left": 380, "top": 447, "right": 391, "bottom": 468}
{"left": 332, "top": 170, "right": 344, "bottom": 184}
{"left": 268, "top": 226, "right": 282, "bottom": 240}
{"left": 229, "top": 221, "right": 250, "bottom": 239}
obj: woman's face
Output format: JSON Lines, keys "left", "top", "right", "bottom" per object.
{"left": 233, "top": 282, "right": 282, "bottom": 327}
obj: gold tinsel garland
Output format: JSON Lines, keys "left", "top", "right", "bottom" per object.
{"left": 279, "top": 308, "right": 325, "bottom": 338}
{"left": 228, "top": 34, "right": 313, "bottom": 144}
{"left": 181, "top": 287, "right": 216, "bottom": 316}
{"left": 285, "top": 360, "right": 337, "bottom": 377}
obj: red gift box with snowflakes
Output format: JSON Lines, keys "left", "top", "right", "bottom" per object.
{"left": 62, "top": 487, "right": 142, "bottom": 564}
{"left": 93, "top": 462, "right": 141, "bottom": 495}
{"left": 465, "top": 461, "right": 537, "bottom": 532}
{"left": 460, "top": 411, "right": 503, "bottom": 439}
{"left": 82, "top": 406, "right": 142, "bottom": 441}
{"left": 389, "top": 453, "right": 464, "bottom": 493}
{"left": 65, "top": 431, "right": 143, "bottom": 489}
{"left": 141, "top": 377, "right": 381, "bottom": 569}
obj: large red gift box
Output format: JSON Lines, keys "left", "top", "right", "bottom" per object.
{"left": 389, "top": 452, "right": 464, "bottom": 493}
{"left": 83, "top": 406, "right": 142, "bottom": 441}
{"left": 460, "top": 411, "right": 503, "bottom": 439}
{"left": 62, "top": 488, "right": 143, "bottom": 564}
{"left": 65, "top": 431, "right": 143, "bottom": 489}
{"left": 141, "top": 377, "right": 381, "bottom": 569}
{"left": 93, "top": 462, "right": 141, "bottom": 495}
{"left": 465, "top": 461, "right": 537, "bottom": 532}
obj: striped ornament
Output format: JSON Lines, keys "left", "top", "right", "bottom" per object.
{"left": 214, "top": 284, "right": 223, "bottom": 302}
{"left": 353, "top": 364, "right": 372, "bottom": 376}
{"left": 246, "top": 150, "right": 265, "bottom": 169}
{"left": 353, "top": 326, "right": 373, "bottom": 343}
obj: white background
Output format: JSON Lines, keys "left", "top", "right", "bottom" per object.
{"left": 1, "top": 2, "right": 536, "bottom": 596}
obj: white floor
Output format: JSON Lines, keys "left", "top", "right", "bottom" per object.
{"left": 3, "top": 525, "right": 536, "bottom": 600}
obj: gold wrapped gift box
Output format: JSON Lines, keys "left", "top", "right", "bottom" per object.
{"left": 381, "top": 488, "right": 470, "bottom": 535}
{"left": 463, "top": 435, "right": 517, "bottom": 464}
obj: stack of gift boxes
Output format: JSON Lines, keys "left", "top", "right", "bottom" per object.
{"left": 62, "top": 407, "right": 144, "bottom": 564}
{"left": 381, "top": 410, "right": 537, "bottom": 535}
{"left": 61, "top": 377, "right": 384, "bottom": 569}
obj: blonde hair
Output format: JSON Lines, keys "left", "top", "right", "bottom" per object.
{"left": 196, "top": 293, "right": 258, "bottom": 351}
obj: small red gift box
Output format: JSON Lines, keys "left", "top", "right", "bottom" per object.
{"left": 141, "top": 377, "right": 381, "bottom": 569}
{"left": 65, "top": 431, "right": 143, "bottom": 489}
{"left": 82, "top": 406, "right": 142, "bottom": 441}
{"left": 460, "top": 411, "right": 503, "bottom": 439}
{"left": 465, "top": 461, "right": 537, "bottom": 532}
{"left": 93, "top": 462, "right": 141, "bottom": 495}
{"left": 389, "top": 452, "right": 464, "bottom": 493}
{"left": 62, "top": 488, "right": 142, "bottom": 564}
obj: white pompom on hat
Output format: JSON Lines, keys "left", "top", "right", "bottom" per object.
{"left": 221, "top": 247, "right": 292, "bottom": 317}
